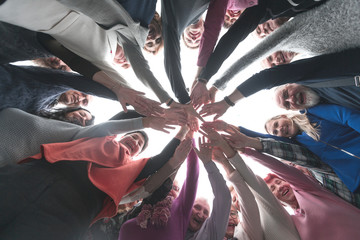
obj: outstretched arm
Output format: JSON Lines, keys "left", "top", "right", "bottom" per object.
{"left": 162, "top": 23, "right": 191, "bottom": 104}
{"left": 121, "top": 37, "right": 172, "bottom": 104}
{"left": 213, "top": 149, "right": 263, "bottom": 240}
{"left": 228, "top": 152, "right": 300, "bottom": 239}
{"left": 199, "top": 2, "right": 267, "bottom": 86}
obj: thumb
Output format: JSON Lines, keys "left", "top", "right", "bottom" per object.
{"left": 120, "top": 100, "right": 128, "bottom": 113}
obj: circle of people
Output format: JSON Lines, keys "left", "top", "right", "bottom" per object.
{"left": 0, "top": 0, "right": 360, "bottom": 239}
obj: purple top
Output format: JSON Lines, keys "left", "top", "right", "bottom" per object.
{"left": 197, "top": 0, "right": 258, "bottom": 67}
{"left": 118, "top": 148, "right": 199, "bottom": 240}
{"left": 245, "top": 148, "right": 360, "bottom": 240}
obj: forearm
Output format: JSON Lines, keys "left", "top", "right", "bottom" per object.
{"left": 260, "top": 138, "right": 333, "bottom": 173}
{"left": 135, "top": 138, "right": 180, "bottom": 181}
{"left": 74, "top": 118, "right": 144, "bottom": 139}
{"left": 197, "top": 0, "right": 228, "bottom": 67}
{"left": 204, "top": 161, "right": 232, "bottom": 239}
{"left": 181, "top": 149, "right": 200, "bottom": 208}
{"left": 228, "top": 172, "right": 263, "bottom": 240}
{"left": 37, "top": 33, "right": 100, "bottom": 78}
{"left": 201, "top": 3, "right": 266, "bottom": 87}
{"left": 122, "top": 40, "right": 171, "bottom": 103}
{"left": 163, "top": 26, "right": 191, "bottom": 104}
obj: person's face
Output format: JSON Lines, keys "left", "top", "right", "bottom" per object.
{"left": 224, "top": 9, "right": 242, "bottom": 28}
{"left": 266, "top": 116, "right": 299, "bottom": 138}
{"left": 266, "top": 177, "right": 296, "bottom": 205}
{"left": 255, "top": 19, "right": 284, "bottom": 38}
{"left": 119, "top": 133, "right": 145, "bottom": 157}
{"left": 183, "top": 19, "right": 204, "bottom": 48}
{"left": 65, "top": 109, "right": 92, "bottom": 126}
{"left": 114, "top": 45, "right": 130, "bottom": 69}
{"left": 59, "top": 90, "right": 92, "bottom": 107}
{"left": 225, "top": 205, "right": 240, "bottom": 239}
{"left": 47, "top": 57, "right": 72, "bottom": 72}
{"left": 274, "top": 83, "right": 320, "bottom": 110}
{"left": 261, "top": 51, "right": 296, "bottom": 68}
{"left": 230, "top": 188, "right": 241, "bottom": 212}
{"left": 144, "top": 19, "right": 162, "bottom": 54}
{"left": 169, "top": 180, "right": 180, "bottom": 198}
{"left": 188, "top": 198, "right": 210, "bottom": 232}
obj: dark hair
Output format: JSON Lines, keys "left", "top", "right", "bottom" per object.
{"left": 124, "top": 130, "right": 149, "bottom": 153}
{"left": 37, "top": 107, "right": 95, "bottom": 126}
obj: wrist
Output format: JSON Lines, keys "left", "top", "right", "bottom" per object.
{"left": 248, "top": 137, "right": 263, "bottom": 150}
{"left": 224, "top": 96, "right": 235, "bottom": 107}
{"left": 196, "top": 77, "right": 208, "bottom": 85}
{"left": 142, "top": 117, "right": 151, "bottom": 128}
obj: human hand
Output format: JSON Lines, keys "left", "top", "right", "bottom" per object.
{"left": 183, "top": 103, "right": 205, "bottom": 123}
{"left": 163, "top": 107, "right": 187, "bottom": 126}
{"left": 199, "top": 100, "right": 230, "bottom": 120}
{"left": 115, "top": 86, "right": 164, "bottom": 116}
{"left": 142, "top": 116, "right": 177, "bottom": 133}
{"left": 212, "top": 147, "right": 228, "bottom": 165}
{"left": 193, "top": 136, "right": 212, "bottom": 164}
{"left": 171, "top": 139, "right": 192, "bottom": 167}
{"left": 202, "top": 120, "right": 229, "bottom": 131}
{"left": 190, "top": 81, "right": 211, "bottom": 109}
{"left": 199, "top": 126, "right": 236, "bottom": 158}
{"left": 175, "top": 125, "right": 190, "bottom": 140}
{"left": 222, "top": 125, "right": 252, "bottom": 152}
{"left": 208, "top": 86, "right": 218, "bottom": 103}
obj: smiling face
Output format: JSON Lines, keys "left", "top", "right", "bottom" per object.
{"left": 65, "top": 109, "right": 92, "bottom": 126}
{"left": 144, "top": 16, "right": 163, "bottom": 54}
{"left": 119, "top": 133, "right": 145, "bottom": 157}
{"left": 266, "top": 177, "right": 297, "bottom": 205}
{"left": 59, "top": 90, "right": 92, "bottom": 107}
{"left": 225, "top": 205, "right": 240, "bottom": 239}
{"left": 274, "top": 83, "right": 321, "bottom": 110}
{"left": 114, "top": 44, "right": 130, "bottom": 69}
{"left": 261, "top": 51, "right": 296, "bottom": 68}
{"left": 183, "top": 19, "right": 204, "bottom": 49}
{"left": 265, "top": 116, "right": 299, "bottom": 138}
{"left": 224, "top": 9, "right": 242, "bottom": 28}
{"left": 188, "top": 198, "right": 210, "bottom": 232}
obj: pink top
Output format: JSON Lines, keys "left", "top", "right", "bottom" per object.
{"left": 197, "top": 0, "right": 258, "bottom": 67}
{"left": 118, "top": 149, "right": 199, "bottom": 240}
{"left": 245, "top": 148, "right": 360, "bottom": 240}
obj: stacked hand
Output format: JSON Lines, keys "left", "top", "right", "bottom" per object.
{"left": 115, "top": 86, "right": 164, "bottom": 117}
{"left": 170, "top": 102, "right": 205, "bottom": 131}
{"left": 190, "top": 81, "right": 211, "bottom": 109}
{"left": 193, "top": 136, "right": 212, "bottom": 164}
{"left": 222, "top": 125, "right": 254, "bottom": 152}
{"left": 172, "top": 139, "right": 192, "bottom": 167}
{"left": 163, "top": 108, "right": 187, "bottom": 126}
{"left": 199, "top": 99, "right": 230, "bottom": 120}
{"left": 199, "top": 125, "right": 236, "bottom": 158}
{"left": 142, "top": 116, "right": 178, "bottom": 134}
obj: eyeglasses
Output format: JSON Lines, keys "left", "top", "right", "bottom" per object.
{"left": 229, "top": 210, "right": 239, "bottom": 219}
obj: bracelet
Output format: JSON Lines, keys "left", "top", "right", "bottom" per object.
{"left": 166, "top": 98, "right": 174, "bottom": 106}
{"left": 196, "top": 77, "right": 208, "bottom": 84}
{"left": 224, "top": 96, "right": 235, "bottom": 107}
